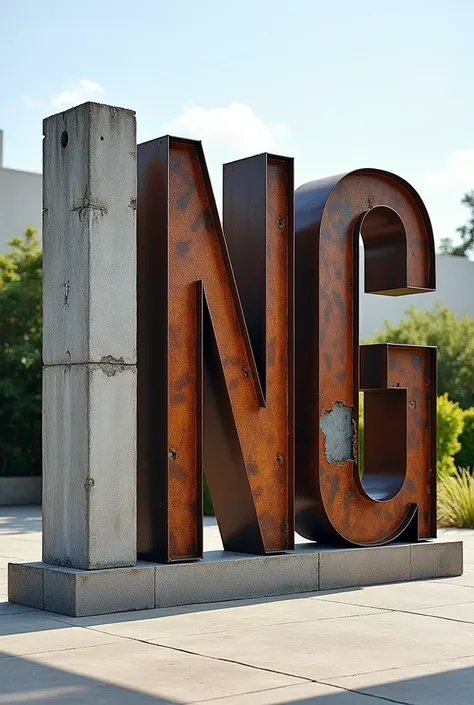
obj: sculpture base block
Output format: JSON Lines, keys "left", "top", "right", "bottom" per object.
{"left": 8, "top": 539, "right": 463, "bottom": 618}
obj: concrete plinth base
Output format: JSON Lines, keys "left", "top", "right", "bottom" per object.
{"left": 8, "top": 539, "right": 463, "bottom": 618}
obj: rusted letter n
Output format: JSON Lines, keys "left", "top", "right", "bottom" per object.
{"left": 137, "top": 137, "right": 294, "bottom": 562}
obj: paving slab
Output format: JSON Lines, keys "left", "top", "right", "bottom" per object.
{"left": 47, "top": 595, "right": 385, "bottom": 640}
{"left": 0, "top": 537, "right": 42, "bottom": 561}
{"left": 0, "top": 639, "right": 303, "bottom": 703}
{"left": 327, "top": 656, "right": 474, "bottom": 705}
{"left": 0, "top": 599, "right": 33, "bottom": 617}
{"left": 436, "top": 571, "right": 474, "bottom": 588}
{"left": 0, "top": 612, "right": 122, "bottom": 656}
{"left": 150, "top": 610, "right": 474, "bottom": 680}
{"left": 414, "top": 601, "right": 474, "bottom": 624}
{"left": 192, "top": 682, "right": 391, "bottom": 704}
{"left": 319, "top": 579, "right": 474, "bottom": 611}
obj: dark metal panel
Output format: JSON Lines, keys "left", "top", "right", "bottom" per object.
{"left": 360, "top": 387, "right": 408, "bottom": 502}
{"left": 201, "top": 283, "right": 266, "bottom": 554}
{"left": 137, "top": 137, "right": 174, "bottom": 562}
{"left": 223, "top": 154, "right": 268, "bottom": 394}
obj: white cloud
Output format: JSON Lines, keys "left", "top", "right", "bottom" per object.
{"left": 164, "top": 103, "right": 289, "bottom": 156}
{"left": 51, "top": 79, "right": 104, "bottom": 110}
{"left": 425, "top": 150, "right": 474, "bottom": 190}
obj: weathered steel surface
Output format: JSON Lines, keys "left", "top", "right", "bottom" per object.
{"left": 360, "top": 344, "right": 437, "bottom": 538}
{"left": 295, "top": 169, "right": 436, "bottom": 545}
{"left": 137, "top": 137, "right": 294, "bottom": 562}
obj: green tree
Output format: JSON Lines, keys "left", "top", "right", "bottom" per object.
{"left": 366, "top": 303, "right": 474, "bottom": 409}
{"left": 0, "top": 228, "right": 42, "bottom": 476}
{"left": 439, "top": 191, "right": 474, "bottom": 257}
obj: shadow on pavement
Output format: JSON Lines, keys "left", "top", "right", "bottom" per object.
{"left": 0, "top": 649, "right": 178, "bottom": 704}
{"left": 0, "top": 507, "right": 42, "bottom": 536}
{"left": 0, "top": 652, "right": 472, "bottom": 704}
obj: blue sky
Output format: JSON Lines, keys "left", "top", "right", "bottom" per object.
{"left": 1, "top": 0, "right": 471, "bottom": 246}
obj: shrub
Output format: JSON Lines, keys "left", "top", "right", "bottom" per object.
{"left": 203, "top": 475, "right": 214, "bottom": 516}
{"left": 455, "top": 407, "right": 474, "bottom": 471}
{"left": 0, "top": 229, "right": 42, "bottom": 476}
{"left": 358, "top": 392, "right": 364, "bottom": 477}
{"left": 438, "top": 469, "right": 474, "bottom": 528}
{"left": 437, "top": 394, "right": 464, "bottom": 479}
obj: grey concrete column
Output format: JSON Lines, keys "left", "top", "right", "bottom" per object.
{"left": 42, "top": 102, "right": 137, "bottom": 570}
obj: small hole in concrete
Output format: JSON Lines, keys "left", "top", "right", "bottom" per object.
{"left": 61, "top": 131, "right": 68, "bottom": 148}
{"left": 100, "top": 136, "right": 104, "bottom": 141}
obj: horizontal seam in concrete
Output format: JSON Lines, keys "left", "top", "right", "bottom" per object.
{"left": 319, "top": 652, "right": 474, "bottom": 682}
{"left": 85, "top": 611, "right": 391, "bottom": 640}
{"left": 435, "top": 581, "right": 474, "bottom": 589}
{"left": 409, "top": 598, "right": 474, "bottom": 608}
{"left": 314, "top": 595, "right": 473, "bottom": 612}
{"left": 1, "top": 555, "right": 37, "bottom": 561}
{"left": 35, "top": 605, "right": 387, "bottom": 634}
{"left": 310, "top": 681, "right": 410, "bottom": 705}
{"left": 43, "top": 362, "right": 137, "bottom": 368}
{"left": 0, "top": 609, "right": 34, "bottom": 618}
{"left": 379, "top": 606, "right": 474, "bottom": 626}
{"left": 312, "top": 681, "right": 418, "bottom": 705}
{"left": 186, "top": 683, "right": 315, "bottom": 703}
{"left": 0, "top": 638, "right": 122, "bottom": 660}
{"left": 130, "top": 637, "right": 314, "bottom": 681}
{"left": 309, "top": 597, "right": 474, "bottom": 625}
{"left": 135, "top": 640, "right": 411, "bottom": 705}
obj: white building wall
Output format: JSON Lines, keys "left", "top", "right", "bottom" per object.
{"left": 360, "top": 252, "right": 474, "bottom": 340}
{"left": 0, "top": 131, "right": 42, "bottom": 252}
{"left": 0, "top": 167, "right": 42, "bottom": 251}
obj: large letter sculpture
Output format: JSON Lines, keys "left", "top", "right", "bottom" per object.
{"left": 137, "top": 140, "right": 436, "bottom": 561}
{"left": 137, "top": 137, "right": 294, "bottom": 562}
{"left": 295, "top": 170, "right": 436, "bottom": 545}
